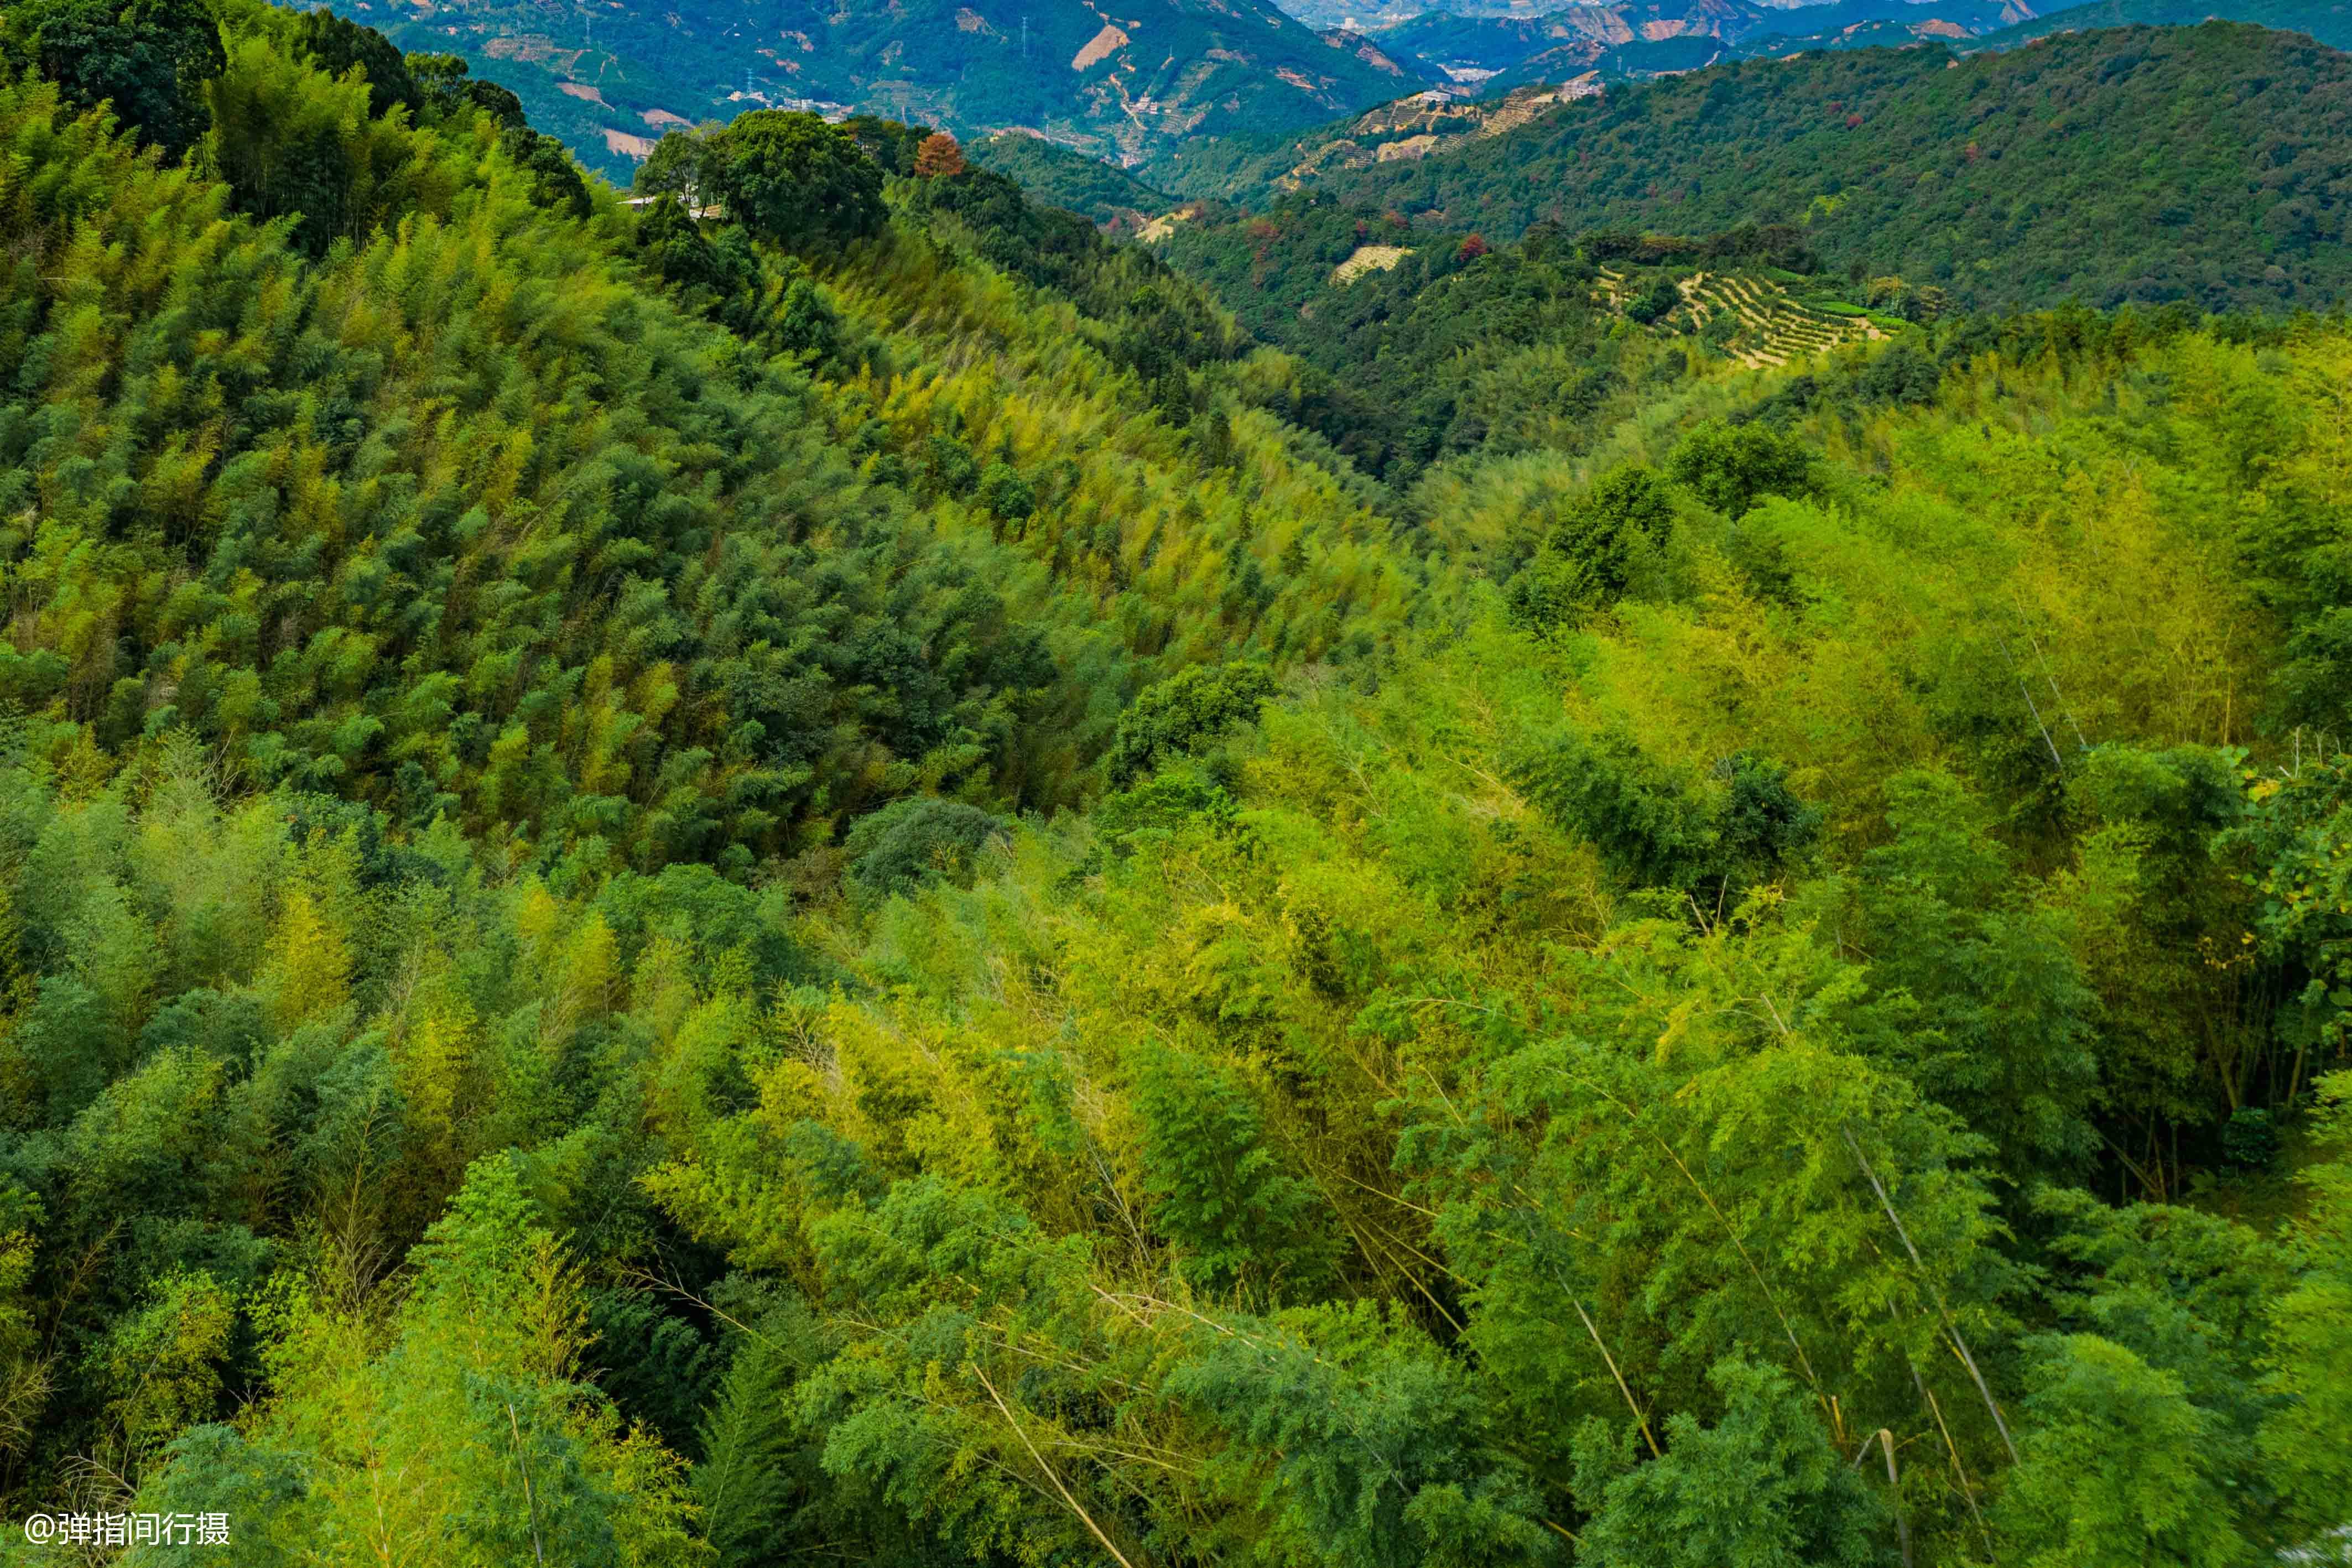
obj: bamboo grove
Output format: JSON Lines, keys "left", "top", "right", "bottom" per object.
{"left": 0, "top": 4, "right": 2347, "bottom": 1566}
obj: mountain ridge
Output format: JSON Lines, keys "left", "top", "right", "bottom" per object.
{"left": 1963, "top": 0, "right": 2352, "bottom": 46}
{"left": 332, "top": 0, "right": 1432, "bottom": 174}
{"left": 1363, "top": 0, "right": 2036, "bottom": 90}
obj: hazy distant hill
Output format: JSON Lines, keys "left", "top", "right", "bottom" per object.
{"left": 1963, "top": 0, "right": 2352, "bottom": 46}
{"left": 1371, "top": 0, "right": 2031, "bottom": 88}
{"left": 338, "top": 0, "right": 1428, "bottom": 176}
{"left": 14, "top": 6, "right": 2352, "bottom": 1562}
{"left": 1289, "top": 0, "right": 2352, "bottom": 84}
{"left": 1710, "top": 0, "right": 2352, "bottom": 69}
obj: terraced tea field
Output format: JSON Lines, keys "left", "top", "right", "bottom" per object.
{"left": 1598, "top": 266, "right": 1888, "bottom": 365}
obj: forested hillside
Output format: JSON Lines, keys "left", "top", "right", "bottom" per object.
{"left": 1148, "top": 199, "right": 1879, "bottom": 481}
{"left": 1151, "top": 24, "right": 2352, "bottom": 312}
{"left": 965, "top": 133, "right": 1173, "bottom": 229}
{"left": 1, "top": 3, "right": 2351, "bottom": 1565}
{"left": 0, "top": 12, "right": 1422, "bottom": 879}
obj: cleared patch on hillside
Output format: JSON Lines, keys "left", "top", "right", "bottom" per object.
{"left": 1270, "top": 83, "right": 1575, "bottom": 192}
{"left": 1374, "top": 133, "right": 1440, "bottom": 163}
{"left": 1136, "top": 206, "right": 1200, "bottom": 243}
{"left": 1074, "top": 24, "right": 1130, "bottom": 70}
{"left": 1333, "top": 243, "right": 1414, "bottom": 282}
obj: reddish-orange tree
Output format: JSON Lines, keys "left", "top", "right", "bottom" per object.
{"left": 914, "top": 131, "right": 966, "bottom": 178}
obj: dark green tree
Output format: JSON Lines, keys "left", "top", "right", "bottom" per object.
{"left": 1131, "top": 1042, "right": 1336, "bottom": 1296}
{"left": 1574, "top": 1358, "right": 1891, "bottom": 1568}
{"left": 1625, "top": 272, "right": 1682, "bottom": 325}
{"left": 1667, "top": 419, "right": 1818, "bottom": 518}
{"left": 1107, "top": 663, "right": 1277, "bottom": 786}
{"left": 844, "top": 798, "right": 1010, "bottom": 896}
{"left": 635, "top": 126, "right": 717, "bottom": 211}
{"left": 1511, "top": 735, "right": 1818, "bottom": 902}
{"left": 979, "top": 462, "right": 1035, "bottom": 523}
{"left": 290, "top": 9, "right": 415, "bottom": 119}
{"left": 2, "top": 0, "right": 223, "bottom": 157}
{"left": 707, "top": 110, "right": 884, "bottom": 252}
{"left": 500, "top": 125, "right": 590, "bottom": 220}
{"left": 1507, "top": 464, "right": 1677, "bottom": 628}
{"left": 404, "top": 52, "right": 522, "bottom": 128}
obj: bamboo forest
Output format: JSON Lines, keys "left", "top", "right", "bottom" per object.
{"left": 0, "top": 1, "right": 2346, "bottom": 1563}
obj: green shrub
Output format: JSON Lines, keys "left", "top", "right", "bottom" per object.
{"left": 845, "top": 798, "right": 1010, "bottom": 894}
{"left": 1107, "top": 663, "right": 1278, "bottom": 786}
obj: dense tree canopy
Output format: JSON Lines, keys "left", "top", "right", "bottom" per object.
{"left": 0, "top": 0, "right": 224, "bottom": 155}
{"left": 706, "top": 110, "right": 887, "bottom": 251}
{"left": 0, "top": 7, "right": 2349, "bottom": 1566}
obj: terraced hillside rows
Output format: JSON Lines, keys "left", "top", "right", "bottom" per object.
{"left": 1681, "top": 270, "right": 1888, "bottom": 363}
{"left": 1598, "top": 265, "right": 1886, "bottom": 364}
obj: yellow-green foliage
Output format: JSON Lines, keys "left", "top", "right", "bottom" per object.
{"left": 825, "top": 230, "right": 1429, "bottom": 671}
{"left": 0, "top": 56, "right": 1424, "bottom": 883}
{"left": 7, "top": 9, "right": 2352, "bottom": 1564}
